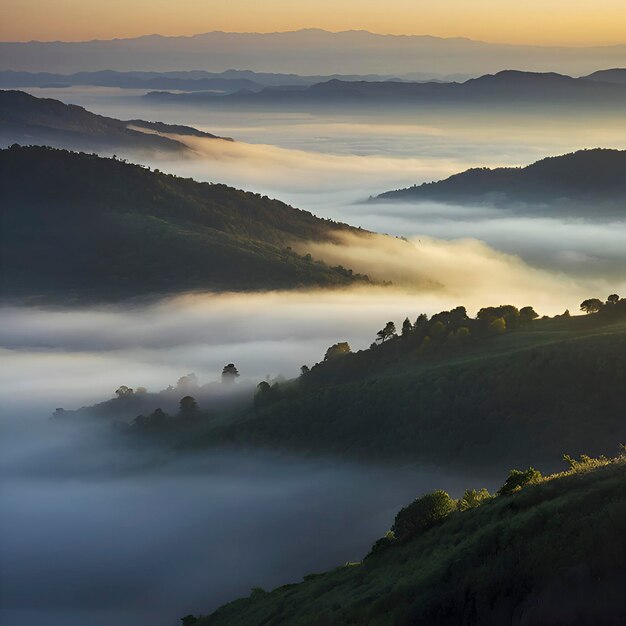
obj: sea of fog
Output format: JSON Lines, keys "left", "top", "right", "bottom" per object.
{"left": 0, "top": 418, "right": 484, "bottom": 626}
{"left": 20, "top": 86, "right": 626, "bottom": 281}
{"left": 2, "top": 87, "right": 625, "bottom": 626}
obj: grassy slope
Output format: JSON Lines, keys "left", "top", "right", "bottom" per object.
{"left": 0, "top": 145, "right": 367, "bottom": 300}
{"left": 201, "top": 459, "right": 626, "bottom": 625}
{"left": 202, "top": 314, "right": 626, "bottom": 472}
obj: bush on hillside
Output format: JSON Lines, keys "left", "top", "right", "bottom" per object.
{"left": 497, "top": 467, "right": 542, "bottom": 495}
{"left": 392, "top": 490, "right": 456, "bottom": 541}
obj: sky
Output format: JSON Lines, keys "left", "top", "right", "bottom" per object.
{"left": 2, "top": 0, "right": 626, "bottom": 45}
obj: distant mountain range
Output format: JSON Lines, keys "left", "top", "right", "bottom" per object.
{"left": 0, "top": 146, "right": 367, "bottom": 301}
{"left": 0, "top": 69, "right": 439, "bottom": 93}
{"left": 0, "top": 89, "right": 229, "bottom": 154}
{"left": 2, "top": 29, "right": 626, "bottom": 76}
{"left": 143, "top": 70, "right": 626, "bottom": 109}
{"left": 373, "top": 148, "right": 626, "bottom": 216}
{"left": 583, "top": 68, "right": 626, "bottom": 84}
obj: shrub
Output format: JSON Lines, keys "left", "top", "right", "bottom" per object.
{"left": 392, "top": 490, "right": 456, "bottom": 541}
{"left": 369, "top": 530, "right": 396, "bottom": 555}
{"left": 497, "top": 467, "right": 542, "bottom": 495}
{"left": 458, "top": 488, "right": 492, "bottom": 511}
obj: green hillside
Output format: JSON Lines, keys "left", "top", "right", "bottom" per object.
{"left": 0, "top": 145, "right": 368, "bottom": 300}
{"left": 188, "top": 301, "right": 626, "bottom": 472}
{"left": 197, "top": 455, "right": 626, "bottom": 625}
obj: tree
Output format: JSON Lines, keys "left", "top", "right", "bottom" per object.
{"left": 607, "top": 294, "right": 620, "bottom": 305}
{"left": 580, "top": 298, "right": 603, "bottom": 314}
{"left": 253, "top": 381, "right": 272, "bottom": 409}
{"left": 115, "top": 385, "right": 134, "bottom": 397}
{"left": 222, "top": 363, "right": 240, "bottom": 382}
{"left": 179, "top": 395, "right": 198, "bottom": 416}
{"left": 401, "top": 317, "right": 413, "bottom": 337}
{"left": 391, "top": 490, "right": 456, "bottom": 541}
{"left": 181, "top": 616, "right": 198, "bottom": 626}
{"left": 519, "top": 306, "right": 539, "bottom": 324}
{"left": 414, "top": 313, "right": 429, "bottom": 328}
{"left": 376, "top": 321, "right": 397, "bottom": 343}
{"left": 324, "top": 342, "right": 351, "bottom": 360}
{"left": 300, "top": 365, "right": 310, "bottom": 376}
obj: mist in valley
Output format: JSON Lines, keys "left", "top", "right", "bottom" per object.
{"left": 2, "top": 86, "right": 626, "bottom": 625}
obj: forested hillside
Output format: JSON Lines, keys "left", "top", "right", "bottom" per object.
{"left": 0, "top": 146, "right": 368, "bottom": 300}
{"left": 190, "top": 300, "right": 626, "bottom": 471}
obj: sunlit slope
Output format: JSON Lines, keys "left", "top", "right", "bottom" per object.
{"left": 205, "top": 312, "right": 626, "bottom": 471}
{"left": 0, "top": 146, "right": 368, "bottom": 300}
{"left": 373, "top": 148, "right": 626, "bottom": 216}
{"left": 200, "top": 458, "right": 626, "bottom": 625}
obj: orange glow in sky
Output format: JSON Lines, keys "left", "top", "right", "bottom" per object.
{"left": 2, "top": 0, "right": 626, "bottom": 45}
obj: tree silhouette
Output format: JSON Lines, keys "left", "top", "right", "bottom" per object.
{"left": 401, "top": 317, "right": 413, "bottom": 337}
{"left": 222, "top": 363, "right": 240, "bottom": 382}
{"left": 300, "top": 365, "right": 310, "bottom": 376}
{"left": 324, "top": 342, "right": 352, "bottom": 360}
{"left": 376, "top": 321, "right": 397, "bottom": 343}
{"left": 607, "top": 294, "right": 620, "bottom": 305}
{"left": 179, "top": 395, "right": 198, "bottom": 416}
{"left": 115, "top": 385, "right": 134, "bottom": 397}
{"left": 580, "top": 298, "right": 603, "bottom": 314}
{"left": 519, "top": 306, "right": 539, "bottom": 323}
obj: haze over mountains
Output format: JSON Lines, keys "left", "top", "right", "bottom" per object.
{"left": 373, "top": 149, "right": 626, "bottom": 217}
{"left": 143, "top": 70, "right": 626, "bottom": 110}
{"left": 0, "top": 69, "right": 438, "bottom": 93}
{"left": 2, "top": 29, "right": 626, "bottom": 75}
{"left": 0, "top": 89, "right": 228, "bottom": 154}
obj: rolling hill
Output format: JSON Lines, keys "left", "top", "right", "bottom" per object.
{"left": 197, "top": 456, "right": 626, "bottom": 625}
{"left": 0, "top": 145, "right": 368, "bottom": 301}
{"left": 0, "top": 89, "right": 229, "bottom": 154}
{"left": 373, "top": 148, "right": 626, "bottom": 216}
{"left": 97, "top": 300, "right": 626, "bottom": 474}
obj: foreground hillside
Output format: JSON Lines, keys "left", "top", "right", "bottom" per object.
{"left": 0, "top": 146, "right": 367, "bottom": 300}
{"left": 199, "top": 456, "right": 626, "bottom": 625}
{"left": 373, "top": 148, "right": 626, "bottom": 217}
{"left": 0, "top": 89, "right": 228, "bottom": 154}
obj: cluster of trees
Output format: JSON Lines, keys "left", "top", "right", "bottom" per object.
{"left": 369, "top": 304, "right": 539, "bottom": 351}
{"left": 124, "top": 363, "right": 240, "bottom": 428}
{"left": 131, "top": 395, "right": 199, "bottom": 428}
{"left": 295, "top": 304, "right": 539, "bottom": 388}
{"left": 253, "top": 296, "right": 623, "bottom": 410}
{"left": 580, "top": 293, "right": 623, "bottom": 314}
